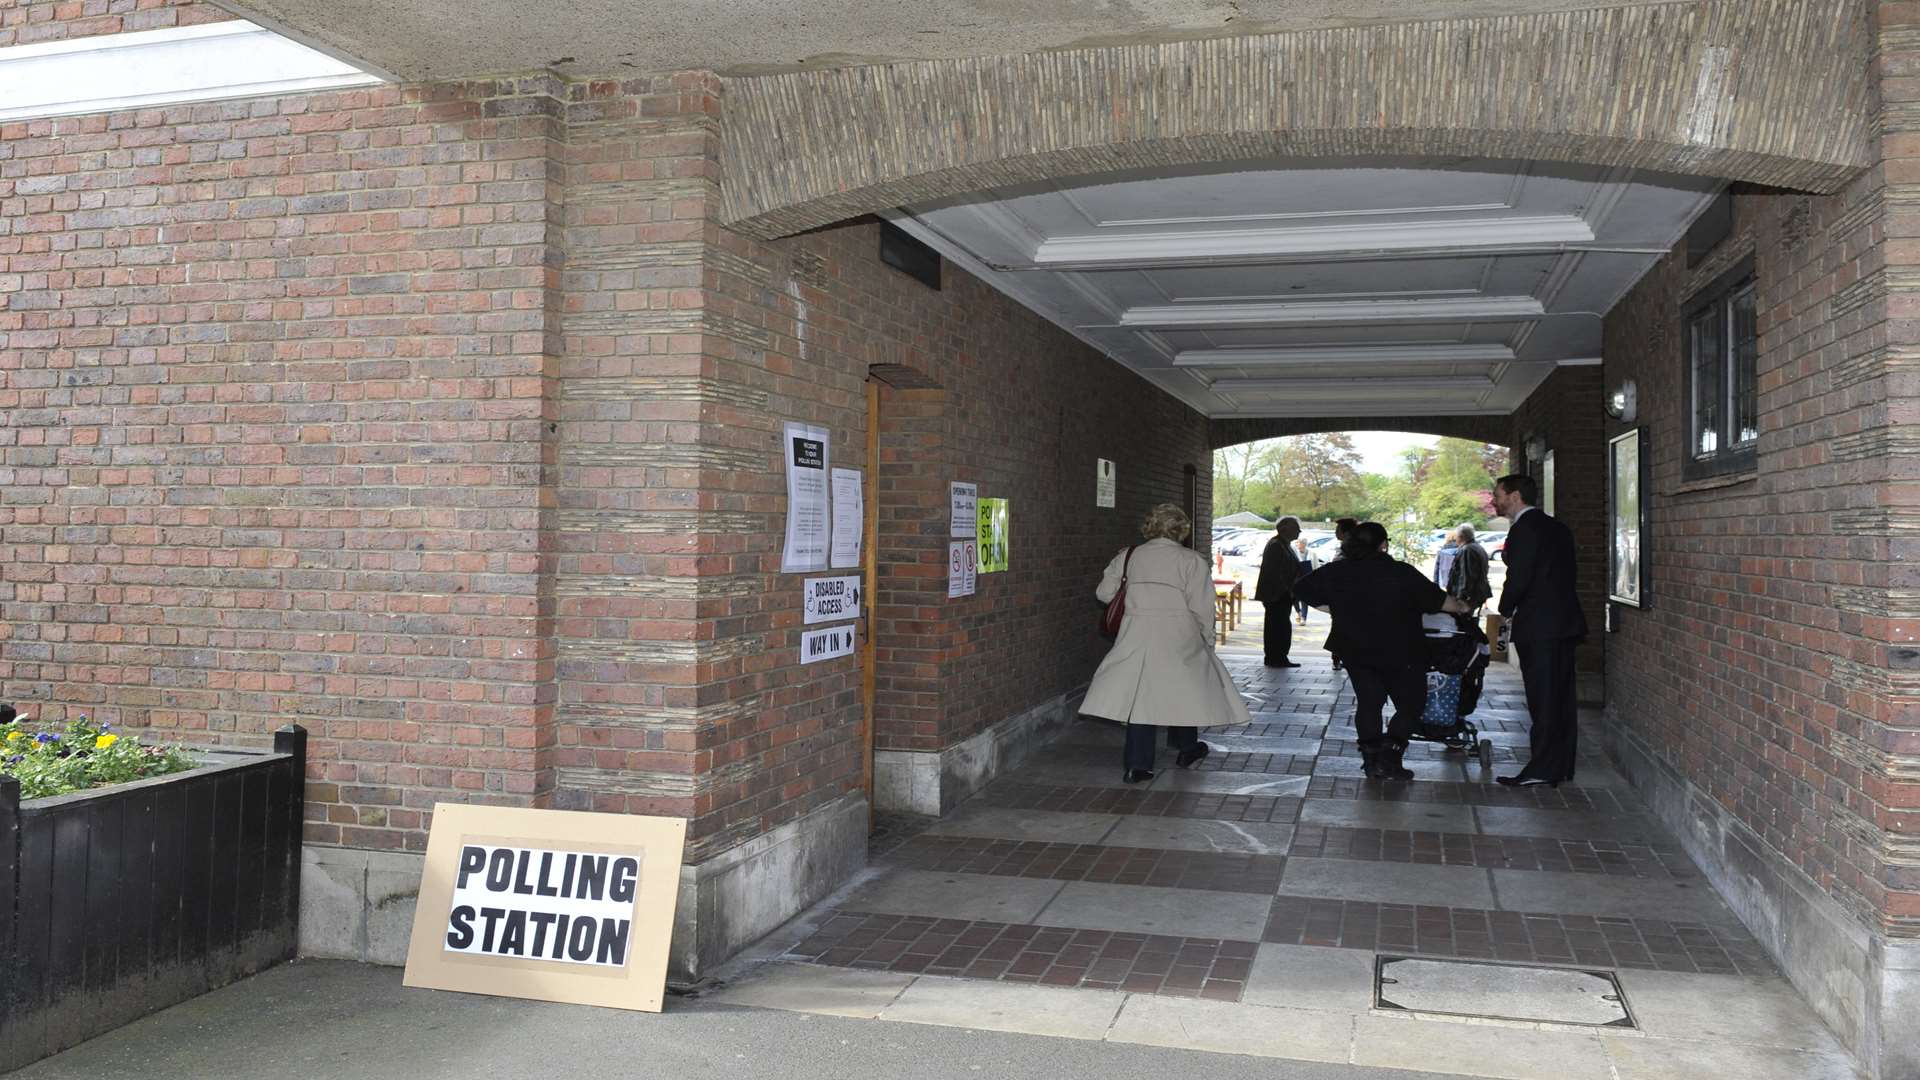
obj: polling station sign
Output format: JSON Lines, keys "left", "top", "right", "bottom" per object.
{"left": 403, "top": 805, "right": 686, "bottom": 1012}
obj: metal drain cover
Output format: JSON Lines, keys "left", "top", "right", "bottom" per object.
{"left": 1374, "top": 956, "right": 1636, "bottom": 1029}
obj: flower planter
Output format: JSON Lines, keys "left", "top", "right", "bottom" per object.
{"left": 0, "top": 725, "right": 307, "bottom": 1071}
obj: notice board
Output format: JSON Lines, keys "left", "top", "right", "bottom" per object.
{"left": 403, "top": 804, "right": 687, "bottom": 1012}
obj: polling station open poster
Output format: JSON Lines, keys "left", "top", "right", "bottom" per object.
{"left": 403, "top": 805, "right": 687, "bottom": 1012}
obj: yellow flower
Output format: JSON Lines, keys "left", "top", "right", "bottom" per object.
{"left": 5, "top": 731, "right": 21, "bottom": 742}
{"left": 96, "top": 733, "right": 119, "bottom": 749}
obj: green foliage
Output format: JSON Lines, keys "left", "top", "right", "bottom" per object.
{"left": 1215, "top": 434, "right": 1505, "bottom": 533}
{"left": 1, "top": 715, "right": 197, "bottom": 800}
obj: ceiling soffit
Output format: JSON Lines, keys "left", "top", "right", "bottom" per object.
{"left": 892, "top": 157, "right": 1718, "bottom": 421}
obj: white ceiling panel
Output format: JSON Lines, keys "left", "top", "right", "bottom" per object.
{"left": 894, "top": 157, "right": 1721, "bottom": 420}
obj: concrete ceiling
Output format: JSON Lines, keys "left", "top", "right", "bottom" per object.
{"left": 212, "top": 0, "right": 1686, "bottom": 81}
{"left": 890, "top": 158, "right": 1720, "bottom": 420}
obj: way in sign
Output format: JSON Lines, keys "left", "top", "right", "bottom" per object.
{"left": 801, "top": 624, "right": 856, "bottom": 664}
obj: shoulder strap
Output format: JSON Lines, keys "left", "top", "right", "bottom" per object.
{"left": 1119, "top": 544, "right": 1136, "bottom": 582}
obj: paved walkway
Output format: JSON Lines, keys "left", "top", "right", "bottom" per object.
{"left": 711, "top": 606, "right": 1864, "bottom": 1080}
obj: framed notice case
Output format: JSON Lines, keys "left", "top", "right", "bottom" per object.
{"left": 1609, "top": 428, "right": 1649, "bottom": 608}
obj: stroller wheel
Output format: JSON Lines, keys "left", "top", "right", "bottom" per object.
{"left": 1477, "top": 739, "right": 1494, "bottom": 770}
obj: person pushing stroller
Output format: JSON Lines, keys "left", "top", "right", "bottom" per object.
{"left": 1294, "top": 522, "right": 1474, "bottom": 780}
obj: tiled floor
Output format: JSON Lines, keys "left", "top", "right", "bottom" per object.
{"left": 713, "top": 605, "right": 1865, "bottom": 1080}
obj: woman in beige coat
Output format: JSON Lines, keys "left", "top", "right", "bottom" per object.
{"left": 1083, "top": 504, "right": 1254, "bottom": 782}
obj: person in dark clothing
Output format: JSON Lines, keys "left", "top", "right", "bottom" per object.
{"left": 1491, "top": 474, "right": 1588, "bottom": 787}
{"left": 1446, "top": 524, "right": 1493, "bottom": 613}
{"left": 1326, "top": 518, "right": 1357, "bottom": 672}
{"left": 1253, "top": 516, "right": 1304, "bottom": 667}
{"left": 1294, "top": 522, "right": 1472, "bottom": 780}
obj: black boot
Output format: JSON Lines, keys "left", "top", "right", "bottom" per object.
{"left": 1359, "top": 742, "right": 1390, "bottom": 780}
{"left": 1381, "top": 742, "right": 1415, "bottom": 781}
{"left": 1175, "top": 741, "right": 1210, "bottom": 768}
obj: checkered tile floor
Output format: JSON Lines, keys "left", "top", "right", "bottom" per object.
{"left": 804, "top": 608, "right": 1778, "bottom": 1003}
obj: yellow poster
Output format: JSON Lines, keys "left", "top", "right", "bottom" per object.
{"left": 977, "top": 498, "right": 1009, "bottom": 573}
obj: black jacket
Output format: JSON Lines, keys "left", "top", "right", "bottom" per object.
{"left": 1292, "top": 553, "right": 1449, "bottom": 669}
{"left": 1254, "top": 535, "right": 1303, "bottom": 604}
{"left": 1447, "top": 542, "right": 1492, "bottom": 608}
{"left": 1497, "top": 508, "right": 1588, "bottom": 642}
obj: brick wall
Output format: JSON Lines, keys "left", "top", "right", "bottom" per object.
{"left": 0, "top": 79, "right": 565, "bottom": 852}
{"left": 1508, "top": 365, "right": 1607, "bottom": 679}
{"left": 0, "top": 0, "right": 233, "bottom": 47}
{"left": 702, "top": 216, "right": 1213, "bottom": 763}
{"left": 1599, "top": 175, "right": 1914, "bottom": 936}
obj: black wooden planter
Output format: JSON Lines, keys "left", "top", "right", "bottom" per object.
{"left": 0, "top": 725, "right": 307, "bottom": 1071}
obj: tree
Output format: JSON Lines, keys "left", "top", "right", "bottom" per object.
{"left": 1268, "top": 433, "right": 1363, "bottom": 519}
{"left": 1407, "top": 438, "right": 1503, "bottom": 528}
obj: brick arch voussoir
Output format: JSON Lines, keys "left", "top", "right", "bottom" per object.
{"left": 718, "top": 0, "right": 1870, "bottom": 240}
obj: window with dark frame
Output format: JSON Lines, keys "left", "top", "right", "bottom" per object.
{"left": 1682, "top": 259, "right": 1758, "bottom": 480}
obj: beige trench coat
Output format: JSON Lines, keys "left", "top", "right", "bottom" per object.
{"left": 1081, "top": 538, "right": 1254, "bottom": 729}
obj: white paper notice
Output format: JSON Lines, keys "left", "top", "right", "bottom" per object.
{"left": 1096, "top": 459, "right": 1116, "bottom": 508}
{"left": 830, "top": 467, "right": 863, "bottom": 569}
{"left": 780, "top": 422, "right": 830, "bottom": 573}
{"left": 950, "top": 482, "right": 978, "bottom": 538}
{"left": 948, "top": 540, "right": 977, "bottom": 598}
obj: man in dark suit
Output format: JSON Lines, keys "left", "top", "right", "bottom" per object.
{"left": 1254, "top": 516, "right": 1304, "bottom": 667}
{"left": 1492, "top": 474, "right": 1587, "bottom": 786}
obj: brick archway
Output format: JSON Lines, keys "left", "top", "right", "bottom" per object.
{"left": 719, "top": 0, "right": 1869, "bottom": 239}
{"left": 1210, "top": 416, "right": 1509, "bottom": 452}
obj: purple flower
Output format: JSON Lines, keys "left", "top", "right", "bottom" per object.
{"left": 35, "top": 732, "right": 58, "bottom": 744}
{"left": 5, "top": 754, "right": 20, "bottom": 764}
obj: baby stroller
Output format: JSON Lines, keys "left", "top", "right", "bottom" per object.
{"left": 1413, "top": 613, "right": 1494, "bottom": 770}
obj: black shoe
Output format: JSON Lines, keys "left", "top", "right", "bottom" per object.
{"left": 1264, "top": 659, "right": 1301, "bottom": 668}
{"left": 1123, "top": 769, "right": 1155, "bottom": 784}
{"left": 1359, "top": 746, "right": 1390, "bottom": 780}
{"left": 1175, "top": 742, "right": 1210, "bottom": 768}
{"left": 1381, "top": 744, "right": 1415, "bottom": 781}
{"left": 1496, "top": 775, "right": 1556, "bottom": 788}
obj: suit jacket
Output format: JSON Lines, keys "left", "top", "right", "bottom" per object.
{"left": 1253, "top": 535, "right": 1304, "bottom": 603}
{"left": 1497, "top": 508, "right": 1587, "bottom": 642}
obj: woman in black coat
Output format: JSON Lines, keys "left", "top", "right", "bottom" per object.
{"left": 1293, "top": 522, "right": 1471, "bottom": 780}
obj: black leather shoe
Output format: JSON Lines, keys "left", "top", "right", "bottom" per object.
{"left": 1175, "top": 742, "right": 1210, "bottom": 768}
{"left": 1381, "top": 744, "right": 1415, "bottom": 781}
{"left": 1123, "top": 769, "right": 1155, "bottom": 784}
{"left": 1496, "top": 775, "right": 1556, "bottom": 788}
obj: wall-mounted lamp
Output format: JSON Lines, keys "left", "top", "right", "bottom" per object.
{"left": 1523, "top": 433, "right": 1548, "bottom": 462}
{"left": 1605, "top": 379, "right": 1638, "bottom": 423}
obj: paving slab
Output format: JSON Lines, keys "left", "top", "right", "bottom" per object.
{"left": 923, "top": 807, "right": 1122, "bottom": 845}
{"left": 1150, "top": 770, "right": 1313, "bottom": 796}
{"left": 879, "top": 975, "right": 1124, "bottom": 1040}
{"left": 1282, "top": 856, "right": 1497, "bottom": 910}
{"left": 1300, "top": 800, "right": 1480, "bottom": 834}
{"left": 1314, "top": 756, "right": 1470, "bottom": 782}
{"left": 841, "top": 869, "right": 1063, "bottom": 923}
{"left": 707, "top": 962, "right": 913, "bottom": 1018}
{"left": 1243, "top": 943, "right": 1377, "bottom": 1011}
{"left": 1351, "top": 1014, "right": 1614, "bottom": 1080}
{"left": 1470, "top": 806, "right": 1670, "bottom": 843}
{"left": 1101, "top": 816, "right": 1294, "bottom": 855}
{"left": 1035, "top": 881, "right": 1272, "bottom": 940}
{"left": 1488, "top": 869, "right": 1742, "bottom": 926}
{"left": 1600, "top": 1035, "right": 1863, "bottom": 1080}
{"left": 1611, "top": 969, "right": 1848, "bottom": 1052}
{"left": 1109, "top": 995, "right": 1355, "bottom": 1063}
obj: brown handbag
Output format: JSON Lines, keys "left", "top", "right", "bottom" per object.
{"left": 1099, "top": 545, "right": 1137, "bottom": 638}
